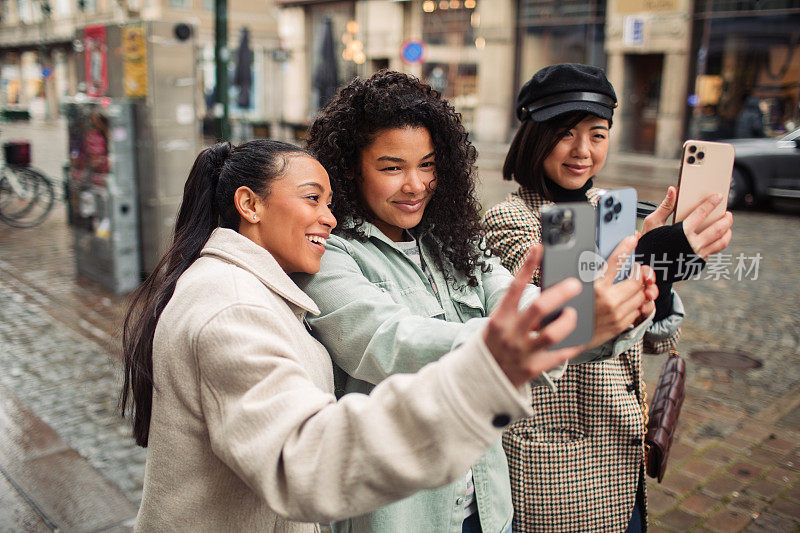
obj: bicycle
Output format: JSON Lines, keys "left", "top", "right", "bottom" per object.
{"left": 0, "top": 143, "right": 55, "bottom": 228}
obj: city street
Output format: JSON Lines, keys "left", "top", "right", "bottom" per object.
{"left": 1, "top": 120, "right": 799, "bottom": 532}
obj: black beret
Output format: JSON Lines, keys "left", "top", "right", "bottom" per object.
{"left": 515, "top": 63, "right": 618, "bottom": 122}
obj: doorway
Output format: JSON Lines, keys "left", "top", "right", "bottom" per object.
{"left": 625, "top": 54, "right": 663, "bottom": 154}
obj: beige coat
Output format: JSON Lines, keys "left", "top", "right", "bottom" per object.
{"left": 135, "top": 228, "right": 533, "bottom": 532}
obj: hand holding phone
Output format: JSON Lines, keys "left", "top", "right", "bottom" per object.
{"left": 679, "top": 193, "right": 733, "bottom": 259}
{"left": 483, "top": 245, "right": 583, "bottom": 387}
{"left": 674, "top": 140, "right": 735, "bottom": 232}
{"left": 591, "top": 237, "right": 656, "bottom": 347}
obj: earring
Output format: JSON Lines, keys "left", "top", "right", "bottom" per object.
{"left": 252, "top": 216, "right": 259, "bottom": 223}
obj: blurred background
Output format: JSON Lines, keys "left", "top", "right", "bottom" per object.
{"left": 0, "top": 0, "right": 797, "bottom": 153}
{"left": 0, "top": 1, "right": 799, "bottom": 532}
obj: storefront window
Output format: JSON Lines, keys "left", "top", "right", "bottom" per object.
{"left": 690, "top": 7, "right": 800, "bottom": 139}
{"left": 421, "top": 1, "right": 476, "bottom": 47}
{"left": 307, "top": 1, "right": 356, "bottom": 116}
{"left": 517, "top": 0, "right": 606, "bottom": 86}
{"left": 420, "top": 1, "right": 479, "bottom": 130}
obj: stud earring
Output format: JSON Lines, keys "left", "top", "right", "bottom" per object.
{"left": 252, "top": 216, "right": 259, "bottom": 223}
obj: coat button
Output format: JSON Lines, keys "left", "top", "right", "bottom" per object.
{"left": 631, "top": 438, "right": 643, "bottom": 446}
{"left": 456, "top": 497, "right": 464, "bottom": 505}
{"left": 492, "top": 414, "right": 511, "bottom": 428}
{"left": 626, "top": 383, "right": 636, "bottom": 392}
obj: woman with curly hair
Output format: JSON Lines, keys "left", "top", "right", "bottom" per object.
{"left": 295, "top": 70, "right": 657, "bottom": 533}
{"left": 124, "top": 138, "right": 585, "bottom": 531}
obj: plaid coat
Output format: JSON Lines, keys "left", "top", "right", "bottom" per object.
{"left": 483, "top": 187, "right": 680, "bottom": 532}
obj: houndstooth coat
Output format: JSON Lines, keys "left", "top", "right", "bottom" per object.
{"left": 483, "top": 186, "right": 680, "bottom": 532}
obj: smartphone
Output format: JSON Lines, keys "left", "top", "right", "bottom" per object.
{"left": 596, "top": 188, "right": 637, "bottom": 283}
{"left": 540, "top": 203, "right": 595, "bottom": 349}
{"left": 674, "top": 140, "right": 735, "bottom": 232}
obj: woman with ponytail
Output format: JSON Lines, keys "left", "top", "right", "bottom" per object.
{"left": 120, "top": 139, "right": 586, "bottom": 531}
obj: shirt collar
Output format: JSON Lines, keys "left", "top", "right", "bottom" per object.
{"left": 514, "top": 185, "right": 600, "bottom": 212}
{"left": 339, "top": 217, "right": 434, "bottom": 248}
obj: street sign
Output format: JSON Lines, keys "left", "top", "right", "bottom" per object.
{"left": 623, "top": 16, "right": 645, "bottom": 46}
{"left": 401, "top": 39, "right": 426, "bottom": 64}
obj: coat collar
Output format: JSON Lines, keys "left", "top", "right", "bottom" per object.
{"left": 513, "top": 185, "right": 601, "bottom": 214}
{"left": 201, "top": 228, "right": 320, "bottom": 315}
{"left": 339, "top": 217, "right": 434, "bottom": 248}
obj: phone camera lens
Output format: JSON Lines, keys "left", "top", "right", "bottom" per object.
{"left": 688, "top": 145, "right": 697, "bottom": 154}
{"left": 562, "top": 220, "right": 574, "bottom": 234}
{"left": 546, "top": 228, "right": 560, "bottom": 244}
{"left": 687, "top": 155, "right": 696, "bottom": 164}
{"left": 613, "top": 203, "right": 622, "bottom": 214}
{"left": 604, "top": 197, "right": 614, "bottom": 208}
{"left": 697, "top": 151, "right": 705, "bottom": 160}
{"left": 604, "top": 211, "right": 613, "bottom": 223}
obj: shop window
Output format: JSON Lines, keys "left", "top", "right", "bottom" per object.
{"left": 519, "top": 0, "right": 605, "bottom": 26}
{"left": 54, "top": 0, "right": 70, "bottom": 17}
{"left": 518, "top": 0, "right": 606, "bottom": 76}
{"left": 697, "top": 0, "right": 800, "bottom": 13}
{"left": 690, "top": 12, "right": 800, "bottom": 139}
{"left": 307, "top": 2, "right": 357, "bottom": 116}
{"left": 16, "top": 0, "right": 40, "bottom": 23}
{"left": 421, "top": 0, "right": 476, "bottom": 47}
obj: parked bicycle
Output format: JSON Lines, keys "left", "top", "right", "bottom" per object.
{"left": 0, "top": 140, "right": 55, "bottom": 228}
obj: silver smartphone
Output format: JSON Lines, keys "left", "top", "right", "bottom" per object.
{"left": 540, "top": 203, "right": 595, "bottom": 349}
{"left": 596, "top": 188, "right": 637, "bottom": 283}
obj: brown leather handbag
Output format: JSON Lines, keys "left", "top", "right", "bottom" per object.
{"left": 645, "top": 350, "right": 686, "bottom": 482}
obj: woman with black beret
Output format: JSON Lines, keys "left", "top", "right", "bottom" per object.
{"left": 484, "top": 63, "right": 733, "bottom": 531}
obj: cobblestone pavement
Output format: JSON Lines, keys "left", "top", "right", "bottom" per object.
{"left": 0, "top": 271, "right": 146, "bottom": 503}
{"left": 1, "top": 120, "right": 799, "bottom": 531}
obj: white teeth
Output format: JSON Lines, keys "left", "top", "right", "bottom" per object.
{"left": 306, "top": 235, "right": 326, "bottom": 246}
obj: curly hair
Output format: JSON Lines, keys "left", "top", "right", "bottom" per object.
{"left": 306, "top": 70, "right": 488, "bottom": 286}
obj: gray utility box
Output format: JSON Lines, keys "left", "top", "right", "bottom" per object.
{"left": 71, "top": 20, "right": 199, "bottom": 284}
{"left": 64, "top": 100, "right": 141, "bottom": 294}
{"left": 132, "top": 21, "right": 199, "bottom": 274}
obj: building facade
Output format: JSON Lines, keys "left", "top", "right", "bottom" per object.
{"left": 278, "top": 0, "right": 800, "bottom": 158}
{"left": 0, "top": 0, "right": 283, "bottom": 125}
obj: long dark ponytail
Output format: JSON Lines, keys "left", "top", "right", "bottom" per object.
{"left": 121, "top": 139, "right": 310, "bottom": 447}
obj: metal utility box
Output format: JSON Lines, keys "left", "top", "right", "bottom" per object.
{"left": 67, "top": 20, "right": 199, "bottom": 291}
{"left": 64, "top": 100, "right": 141, "bottom": 294}
{"left": 131, "top": 21, "right": 199, "bottom": 273}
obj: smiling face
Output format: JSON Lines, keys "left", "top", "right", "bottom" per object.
{"left": 543, "top": 115, "right": 610, "bottom": 190}
{"left": 250, "top": 155, "right": 336, "bottom": 274}
{"left": 358, "top": 126, "right": 437, "bottom": 242}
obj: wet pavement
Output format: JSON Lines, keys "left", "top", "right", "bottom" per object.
{"left": 0, "top": 121, "right": 799, "bottom": 531}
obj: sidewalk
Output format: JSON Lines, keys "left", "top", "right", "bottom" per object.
{"left": 0, "top": 119, "right": 798, "bottom": 532}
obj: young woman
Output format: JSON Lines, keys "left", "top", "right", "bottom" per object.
{"left": 483, "top": 63, "right": 734, "bottom": 531}
{"left": 120, "top": 139, "right": 586, "bottom": 531}
{"left": 297, "top": 71, "right": 658, "bottom": 533}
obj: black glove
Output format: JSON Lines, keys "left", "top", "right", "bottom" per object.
{"left": 636, "top": 222, "right": 705, "bottom": 321}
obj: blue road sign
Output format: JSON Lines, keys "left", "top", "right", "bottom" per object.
{"left": 401, "top": 39, "right": 426, "bottom": 64}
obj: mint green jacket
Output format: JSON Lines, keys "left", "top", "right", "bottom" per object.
{"left": 295, "top": 221, "right": 648, "bottom": 533}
